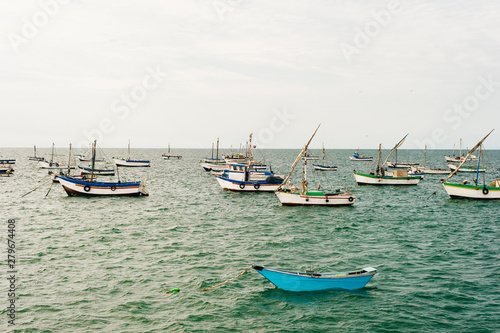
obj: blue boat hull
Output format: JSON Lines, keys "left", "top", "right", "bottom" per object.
{"left": 253, "top": 265, "right": 376, "bottom": 292}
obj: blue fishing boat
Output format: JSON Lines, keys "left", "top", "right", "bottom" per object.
{"left": 252, "top": 265, "right": 377, "bottom": 292}
{"left": 349, "top": 149, "right": 373, "bottom": 161}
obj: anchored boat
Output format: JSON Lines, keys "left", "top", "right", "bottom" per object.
{"left": 59, "top": 140, "right": 148, "bottom": 197}
{"left": 349, "top": 148, "right": 373, "bottom": 161}
{"left": 312, "top": 143, "right": 338, "bottom": 171}
{"left": 353, "top": 134, "right": 421, "bottom": 185}
{"left": 252, "top": 265, "right": 377, "bottom": 292}
{"left": 113, "top": 140, "right": 150, "bottom": 167}
{"left": 442, "top": 129, "right": 499, "bottom": 199}
{"left": 276, "top": 124, "right": 355, "bottom": 206}
{"left": 162, "top": 143, "right": 182, "bottom": 159}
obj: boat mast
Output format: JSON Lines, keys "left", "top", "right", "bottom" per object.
{"left": 216, "top": 137, "right": 219, "bottom": 162}
{"left": 211, "top": 142, "right": 214, "bottom": 160}
{"left": 376, "top": 144, "right": 382, "bottom": 176}
{"left": 322, "top": 142, "right": 325, "bottom": 164}
{"left": 301, "top": 150, "right": 308, "bottom": 195}
{"left": 444, "top": 129, "right": 494, "bottom": 182}
{"left": 34, "top": 145, "right": 37, "bottom": 158}
{"left": 424, "top": 145, "right": 427, "bottom": 169}
{"left": 247, "top": 133, "right": 253, "bottom": 165}
{"left": 459, "top": 138, "right": 462, "bottom": 160}
{"left": 168, "top": 143, "right": 170, "bottom": 154}
{"left": 51, "top": 143, "right": 55, "bottom": 164}
{"left": 91, "top": 140, "right": 96, "bottom": 181}
{"left": 67, "top": 143, "right": 72, "bottom": 175}
{"left": 278, "top": 124, "right": 320, "bottom": 190}
{"left": 128, "top": 140, "right": 131, "bottom": 160}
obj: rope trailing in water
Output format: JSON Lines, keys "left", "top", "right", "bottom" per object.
{"left": 199, "top": 267, "right": 251, "bottom": 292}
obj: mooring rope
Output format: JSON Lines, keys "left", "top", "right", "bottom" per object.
{"left": 199, "top": 267, "right": 251, "bottom": 292}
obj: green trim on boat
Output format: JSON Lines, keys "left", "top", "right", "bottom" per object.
{"left": 353, "top": 171, "right": 421, "bottom": 180}
{"left": 443, "top": 182, "right": 500, "bottom": 191}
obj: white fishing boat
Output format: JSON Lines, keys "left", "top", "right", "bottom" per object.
{"left": 410, "top": 145, "right": 450, "bottom": 174}
{"left": 59, "top": 140, "right": 149, "bottom": 197}
{"left": 162, "top": 143, "right": 182, "bottom": 159}
{"left": 313, "top": 143, "right": 338, "bottom": 171}
{"left": 441, "top": 130, "right": 499, "bottom": 199}
{"left": 387, "top": 161, "right": 419, "bottom": 168}
{"left": 216, "top": 134, "right": 284, "bottom": 192}
{"left": 353, "top": 135, "right": 421, "bottom": 185}
{"left": 444, "top": 139, "right": 478, "bottom": 163}
{"left": 113, "top": 140, "right": 150, "bottom": 167}
{"left": 28, "top": 145, "right": 44, "bottom": 161}
{"left": 39, "top": 143, "right": 76, "bottom": 169}
{"left": 447, "top": 163, "right": 486, "bottom": 173}
{"left": 276, "top": 125, "right": 356, "bottom": 206}
{"left": 349, "top": 149, "right": 373, "bottom": 161}
{"left": 200, "top": 138, "right": 227, "bottom": 171}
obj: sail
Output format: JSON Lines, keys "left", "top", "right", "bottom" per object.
{"left": 382, "top": 134, "right": 409, "bottom": 166}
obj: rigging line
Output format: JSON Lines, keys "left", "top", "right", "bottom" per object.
{"left": 482, "top": 144, "right": 498, "bottom": 180}
{"left": 21, "top": 178, "right": 52, "bottom": 197}
{"left": 199, "top": 267, "right": 251, "bottom": 292}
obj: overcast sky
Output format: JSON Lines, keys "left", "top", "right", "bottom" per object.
{"left": 1, "top": 1, "right": 499, "bottom": 149}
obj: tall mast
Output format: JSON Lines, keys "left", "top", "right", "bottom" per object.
{"left": 216, "top": 137, "right": 219, "bottom": 162}
{"left": 34, "top": 145, "right": 37, "bottom": 158}
{"left": 247, "top": 133, "right": 253, "bottom": 165}
{"left": 211, "top": 142, "right": 214, "bottom": 160}
{"left": 128, "top": 140, "right": 131, "bottom": 160}
{"left": 444, "top": 129, "right": 494, "bottom": 182}
{"left": 67, "top": 143, "right": 72, "bottom": 175}
{"left": 459, "top": 138, "right": 462, "bottom": 160}
{"left": 278, "top": 124, "right": 320, "bottom": 190}
{"left": 91, "top": 140, "right": 96, "bottom": 181}
{"left": 424, "top": 145, "right": 427, "bottom": 168}
{"left": 301, "top": 150, "right": 308, "bottom": 195}
{"left": 51, "top": 143, "right": 55, "bottom": 164}
{"left": 322, "top": 142, "right": 325, "bottom": 164}
{"left": 168, "top": 143, "right": 170, "bottom": 154}
{"left": 376, "top": 144, "right": 382, "bottom": 176}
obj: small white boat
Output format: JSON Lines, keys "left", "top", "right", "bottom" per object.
{"left": 387, "top": 161, "right": 419, "bottom": 168}
{"left": 162, "top": 143, "right": 182, "bottom": 159}
{"left": 447, "top": 163, "right": 486, "bottom": 173}
{"left": 312, "top": 143, "right": 338, "bottom": 171}
{"left": 113, "top": 140, "right": 150, "bottom": 167}
{"left": 353, "top": 135, "right": 421, "bottom": 186}
{"left": 59, "top": 141, "right": 149, "bottom": 197}
{"left": 276, "top": 125, "right": 356, "bottom": 206}
{"left": 441, "top": 130, "right": 498, "bottom": 200}
{"left": 28, "top": 145, "right": 44, "bottom": 161}
{"left": 349, "top": 149, "right": 373, "bottom": 161}
{"left": 444, "top": 139, "right": 478, "bottom": 163}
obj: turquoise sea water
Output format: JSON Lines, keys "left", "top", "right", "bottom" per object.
{"left": 1, "top": 148, "right": 499, "bottom": 332}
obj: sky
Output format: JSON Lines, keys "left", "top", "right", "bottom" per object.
{"left": 1, "top": 0, "right": 500, "bottom": 149}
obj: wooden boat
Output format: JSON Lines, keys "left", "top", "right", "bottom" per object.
{"left": 162, "top": 143, "right": 182, "bottom": 159}
{"left": 442, "top": 130, "right": 499, "bottom": 199}
{"left": 0, "top": 159, "right": 14, "bottom": 176}
{"left": 216, "top": 134, "right": 284, "bottom": 192}
{"left": 276, "top": 125, "right": 355, "bottom": 206}
{"left": 353, "top": 135, "right": 421, "bottom": 185}
{"left": 28, "top": 145, "right": 44, "bottom": 161}
{"left": 39, "top": 143, "right": 75, "bottom": 169}
{"left": 78, "top": 165, "right": 115, "bottom": 176}
{"left": 410, "top": 145, "right": 449, "bottom": 174}
{"left": 444, "top": 139, "right": 478, "bottom": 163}
{"left": 252, "top": 265, "right": 377, "bottom": 292}
{"left": 447, "top": 163, "right": 486, "bottom": 173}
{"left": 349, "top": 149, "right": 373, "bottom": 161}
{"left": 200, "top": 138, "right": 227, "bottom": 171}
{"left": 113, "top": 140, "right": 150, "bottom": 167}
{"left": 313, "top": 143, "right": 338, "bottom": 171}
{"left": 387, "top": 161, "right": 419, "bottom": 168}
{"left": 59, "top": 141, "right": 148, "bottom": 197}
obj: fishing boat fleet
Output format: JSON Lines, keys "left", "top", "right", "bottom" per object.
{"left": 4, "top": 128, "right": 499, "bottom": 293}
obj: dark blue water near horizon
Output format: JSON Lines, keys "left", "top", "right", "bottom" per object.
{"left": 1, "top": 148, "right": 499, "bottom": 332}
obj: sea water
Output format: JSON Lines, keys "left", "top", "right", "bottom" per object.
{"left": 1, "top": 148, "right": 499, "bottom": 332}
